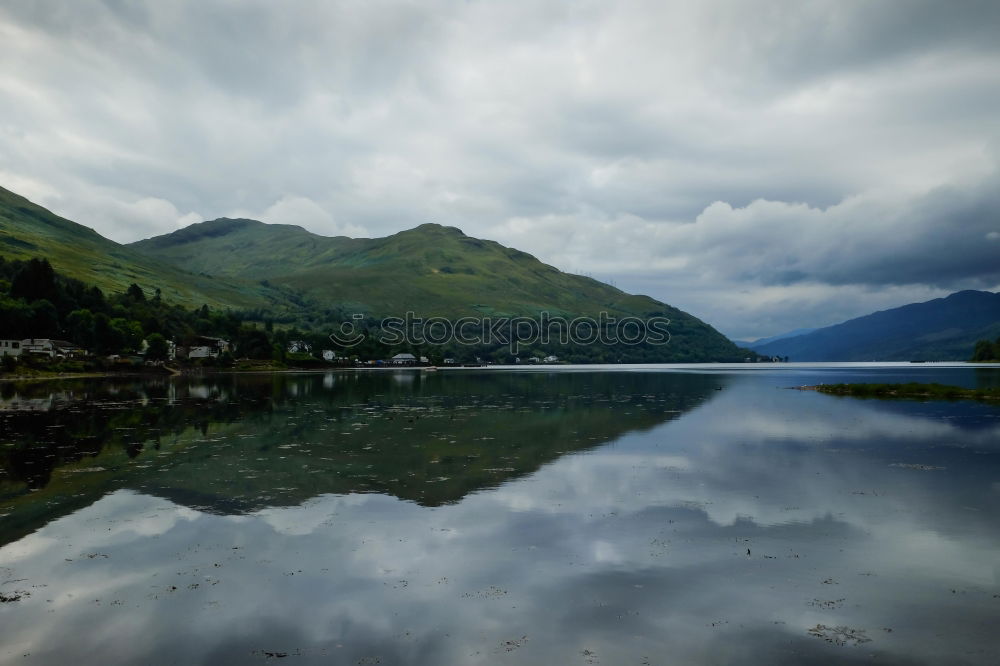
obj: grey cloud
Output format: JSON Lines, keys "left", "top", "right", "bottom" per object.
{"left": 1, "top": 0, "right": 999, "bottom": 338}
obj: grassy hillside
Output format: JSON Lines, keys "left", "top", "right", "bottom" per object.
{"left": 0, "top": 185, "right": 745, "bottom": 361}
{"left": 132, "top": 218, "right": 745, "bottom": 360}
{"left": 754, "top": 290, "right": 1000, "bottom": 361}
{"left": 134, "top": 219, "right": 671, "bottom": 317}
{"left": 0, "top": 186, "right": 286, "bottom": 309}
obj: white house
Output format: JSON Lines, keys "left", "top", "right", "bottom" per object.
{"left": 321, "top": 349, "right": 337, "bottom": 361}
{"left": 21, "top": 339, "right": 86, "bottom": 359}
{"left": 543, "top": 355, "right": 559, "bottom": 363}
{"left": 390, "top": 353, "right": 417, "bottom": 365}
{"left": 178, "top": 336, "right": 230, "bottom": 360}
{"left": 0, "top": 340, "right": 22, "bottom": 358}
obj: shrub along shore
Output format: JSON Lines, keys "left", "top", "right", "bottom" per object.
{"left": 799, "top": 382, "right": 1000, "bottom": 402}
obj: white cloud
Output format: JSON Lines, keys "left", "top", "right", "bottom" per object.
{"left": 253, "top": 195, "right": 367, "bottom": 238}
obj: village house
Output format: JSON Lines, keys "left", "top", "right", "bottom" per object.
{"left": 389, "top": 352, "right": 417, "bottom": 366}
{"left": 288, "top": 340, "right": 312, "bottom": 354}
{"left": 20, "top": 339, "right": 87, "bottom": 359}
{"left": 177, "top": 336, "right": 230, "bottom": 360}
{"left": 0, "top": 340, "right": 22, "bottom": 357}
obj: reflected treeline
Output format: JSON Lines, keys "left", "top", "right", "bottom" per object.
{"left": 0, "top": 377, "right": 272, "bottom": 491}
{"left": 0, "top": 371, "right": 723, "bottom": 545}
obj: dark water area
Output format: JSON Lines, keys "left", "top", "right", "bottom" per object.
{"left": 1, "top": 366, "right": 998, "bottom": 665}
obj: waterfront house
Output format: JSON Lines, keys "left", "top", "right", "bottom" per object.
{"left": 390, "top": 353, "right": 417, "bottom": 366}
{"left": 177, "top": 336, "right": 230, "bottom": 360}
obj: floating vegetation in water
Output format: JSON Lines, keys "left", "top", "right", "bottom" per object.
{"left": 500, "top": 635, "right": 528, "bottom": 652}
{"left": 807, "top": 598, "right": 845, "bottom": 609}
{"left": 807, "top": 624, "right": 872, "bottom": 646}
{"left": 462, "top": 585, "right": 508, "bottom": 599}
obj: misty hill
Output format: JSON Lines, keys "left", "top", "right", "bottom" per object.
{"left": 753, "top": 290, "right": 1000, "bottom": 361}
{"left": 734, "top": 327, "right": 817, "bottom": 349}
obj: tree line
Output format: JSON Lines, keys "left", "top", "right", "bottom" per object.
{"left": 970, "top": 337, "right": 1000, "bottom": 362}
{"left": 0, "top": 257, "right": 326, "bottom": 367}
{"left": 0, "top": 255, "right": 753, "bottom": 367}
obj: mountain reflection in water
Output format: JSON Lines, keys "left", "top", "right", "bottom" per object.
{"left": 1, "top": 371, "right": 719, "bottom": 541}
{"left": 1, "top": 367, "right": 998, "bottom": 665}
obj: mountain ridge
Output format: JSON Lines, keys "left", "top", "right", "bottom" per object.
{"left": 1, "top": 185, "right": 746, "bottom": 361}
{"left": 733, "top": 327, "right": 818, "bottom": 349}
{"left": 753, "top": 290, "right": 1000, "bottom": 361}
{"left": 0, "top": 186, "right": 292, "bottom": 310}
{"left": 130, "top": 216, "right": 679, "bottom": 319}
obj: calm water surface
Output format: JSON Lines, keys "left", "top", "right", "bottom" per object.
{"left": 1, "top": 365, "right": 999, "bottom": 665}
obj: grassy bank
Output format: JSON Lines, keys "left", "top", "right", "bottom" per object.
{"left": 801, "top": 382, "right": 1000, "bottom": 402}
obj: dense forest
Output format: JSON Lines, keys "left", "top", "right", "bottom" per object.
{"left": 0, "top": 256, "right": 310, "bottom": 369}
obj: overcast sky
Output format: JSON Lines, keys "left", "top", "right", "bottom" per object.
{"left": 2, "top": 0, "right": 999, "bottom": 339}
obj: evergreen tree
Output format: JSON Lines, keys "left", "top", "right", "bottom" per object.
{"left": 145, "top": 333, "right": 169, "bottom": 362}
{"left": 11, "top": 258, "right": 57, "bottom": 303}
{"left": 126, "top": 283, "right": 146, "bottom": 302}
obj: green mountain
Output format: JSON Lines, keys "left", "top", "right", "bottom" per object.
{"left": 0, "top": 185, "right": 744, "bottom": 360}
{"left": 753, "top": 290, "right": 1000, "bottom": 361}
{"left": 132, "top": 218, "right": 665, "bottom": 318}
{"left": 130, "top": 218, "right": 743, "bottom": 359}
{"left": 0, "top": 185, "right": 288, "bottom": 310}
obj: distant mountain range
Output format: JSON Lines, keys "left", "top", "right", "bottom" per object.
{"left": 753, "top": 290, "right": 1000, "bottom": 361}
{"left": 733, "top": 328, "right": 817, "bottom": 349}
{"left": 0, "top": 185, "right": 745, "bottom": 361}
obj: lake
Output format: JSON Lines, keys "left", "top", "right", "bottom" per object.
{"left": 1, "top": 365, "right": 998, "bottom": 665}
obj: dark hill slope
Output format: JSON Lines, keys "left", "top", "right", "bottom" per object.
{"left": 0, "top": 186, "right": 286, "bottom": 309}
{"left": 754, "top": 290, "right": 1000, "bottom": 361}
{"left": 132, "top": 218, "right": 745, "bottom": 360}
